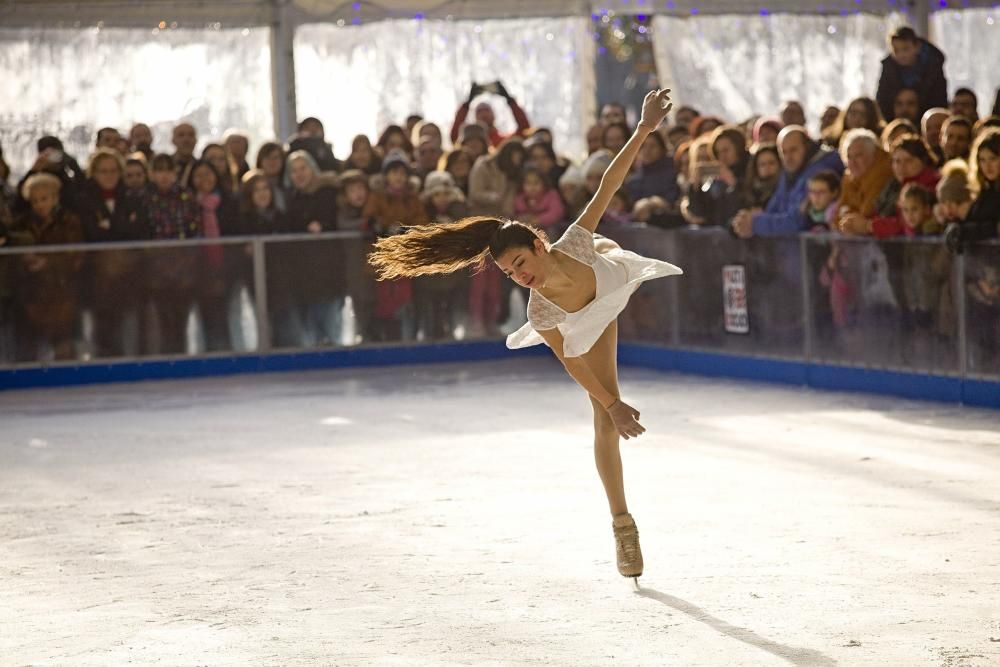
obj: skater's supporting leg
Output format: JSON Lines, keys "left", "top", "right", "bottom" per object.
{"left": 584, "top": 321, "right": 629, "bottom": 516}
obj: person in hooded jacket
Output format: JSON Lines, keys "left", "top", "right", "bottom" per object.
{"left": 875, "top": 26, "right": 947, "bottom": 122}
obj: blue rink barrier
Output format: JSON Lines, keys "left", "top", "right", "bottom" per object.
{"left": 0, "top": 341, "right": 547, "bottom": 391}
{"left": 1, "top": 340, "right": 996, "bottom": 409}
{"left": 617, "top": 344, "right": 1000, "bottom": 409}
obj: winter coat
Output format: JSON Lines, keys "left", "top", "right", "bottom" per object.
{"left": 283, "top": 174, "right": 344, "bottom": 301}
{"left": 955, "top": 187, "right": 1000, "bottom": 243}
{"left": 870, "top": 166, "right": 941, "bottom": 238}
{"left": 468, "top": 156, "right": 520, "bottom": 218}
{"left": 625, "top": 156, "right": 681, "bottom": 205}
{"left": 875, "top": 39, "right": 948, "bottom": 121}
{"left": 13, "top": 157, "right": 87, "bottom": 217}
{"left": 77, "top": 180, "right": 150, "bottom": 243}
{"left": 285, "top": 174, "right": 339, "bottom": 233}
{"left": 838, "top": 148, "right": 893, "bottom": 219}
{"left": 362, "top": 186, "right": 429, "bottom": 236}
{"left": 514, "top": 189, "right": 565, "bottom": 230}
{"left": 752, "top": 147, "right": 845, "bottom": 235}
{"left": 8, "top": 207, "right": 85, "bottom": 332}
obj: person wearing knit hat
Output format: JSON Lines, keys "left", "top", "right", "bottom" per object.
{"left": 420, "top": 170, "right": 465, "bottom": 204}
{"left": 381, "top": 149, "right": 412, "bottom": 177}
{"left": 558, "top": 163, "right": 588, "bottom": 220}
{"left": 582, "top": 150, "right": 613, "bottom": 198}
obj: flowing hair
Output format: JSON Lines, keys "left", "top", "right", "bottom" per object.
{"left": 368, "top": 216, "right": 548, "bottom": 280}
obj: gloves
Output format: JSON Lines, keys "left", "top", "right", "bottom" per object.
{"left": 495, "top": 80, "right": 511, "bottom": 100}
{"left": 467, "top": 82, "right": 481, "bottom": 103}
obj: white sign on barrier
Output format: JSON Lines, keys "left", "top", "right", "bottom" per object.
{"left": 723, "top": 264, "right": 749, "bottom": 334}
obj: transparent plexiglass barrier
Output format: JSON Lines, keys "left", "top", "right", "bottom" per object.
{"left": 0, "top": 230, "right": 997, "bottom": 380}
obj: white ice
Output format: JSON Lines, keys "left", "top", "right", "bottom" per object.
{"left": 1, "top": 358, "right": 999, "bottom": 666}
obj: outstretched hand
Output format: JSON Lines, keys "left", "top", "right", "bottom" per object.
{"left": 638, "top": 88, "right": 672, "bottom": 131}
{"left": 607, "top": 399, "right": 646, "bottom": 440}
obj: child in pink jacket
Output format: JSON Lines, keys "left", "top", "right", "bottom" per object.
{"left": 514, "top": 167, "right": 565, "bottom": 231}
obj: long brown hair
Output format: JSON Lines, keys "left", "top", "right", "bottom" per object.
{"left": 368, "top": 216, "right": 547, "bottom": 280}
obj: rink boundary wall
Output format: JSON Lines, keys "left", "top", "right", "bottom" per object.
{"left": 0, "top": 341, "right": 547, "bottom": 391}
{"left": 1, "top": 341, "right": 996, "bottom": 408}
{"left": 617, "top": 344, "right": 1000, "bottom": 409}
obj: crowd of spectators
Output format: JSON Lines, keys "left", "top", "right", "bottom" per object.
{"left": 0, "top": 26, "right": 998, "bottom": 366}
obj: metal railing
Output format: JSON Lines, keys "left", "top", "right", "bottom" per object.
{"left": 1, "top": 228, "right": 997, "bottom": 381}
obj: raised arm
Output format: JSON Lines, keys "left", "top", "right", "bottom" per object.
{"left": 574, "top": 89, "right": 672, "bottom": 234}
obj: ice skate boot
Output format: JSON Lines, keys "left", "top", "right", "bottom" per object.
{"left": 613, "top": 513, "right": 643, "bottom": 582}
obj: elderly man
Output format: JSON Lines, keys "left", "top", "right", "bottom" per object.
{"left": 732, "top": 126, "right": 844, "bottom": 237}
{"left": 450, "top": 80, "right": 530, "bottom": 148}
{"left": 835, "top": 129, "right": 894, "bottom": 235}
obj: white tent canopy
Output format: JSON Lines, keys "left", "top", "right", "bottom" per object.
{"left": 1, "top": 1, "right": 996, "bottom": 179}
{"left": 5, "top": 0, "right": 999, "bottom": 27}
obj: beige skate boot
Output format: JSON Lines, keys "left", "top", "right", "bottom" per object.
{"left": 613, "top": 513, "right": 643, "bottom": 580}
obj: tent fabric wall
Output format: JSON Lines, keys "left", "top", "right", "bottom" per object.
{"left": 294, "top": 16, "right": 596, "bottom": 161}
{"left": 932, "top": 8, "right": 1000, "bottom": 119}
{"left": 650, "top": 12, "right": 903, "bottom": 129}
{"left": 0, "top": 27, "right": 275, "bottom": 180}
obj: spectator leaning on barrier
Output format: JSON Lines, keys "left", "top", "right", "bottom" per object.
{"left": 731, "top": 125, "right": 844, "bottom": 237}
{"left": 836, "top": 129, "right": 894, "bottom": 231}
{"left": 9, "top": 172, "right": 85, "bottom": 361}
{"left": 944, "top": 128, "right": 1000, "bottom": 252}
{"left": 876, "top": 26, "right": 947, "bottom": 121}
{"left": 844, "top": 134, "right": 940, "bottom": 239}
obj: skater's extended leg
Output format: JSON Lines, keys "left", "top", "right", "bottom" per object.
{"left": 584, "top": 321, "right": 628, "bottom": 517}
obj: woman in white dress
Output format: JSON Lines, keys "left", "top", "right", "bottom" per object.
{"left": 369, "top": 89, "right": 681, "bottom": 580}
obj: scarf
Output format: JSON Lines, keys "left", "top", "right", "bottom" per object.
{"left": 199, "top": 191, "right": 224, "bottom": 267}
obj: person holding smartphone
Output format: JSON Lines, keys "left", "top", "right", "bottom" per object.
{"left": 449, "top": 80, "right": 531, "bottom": 148}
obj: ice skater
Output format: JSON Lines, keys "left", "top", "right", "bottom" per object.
{"left": 369, "top": 88, "right": 681, "bottom": 581}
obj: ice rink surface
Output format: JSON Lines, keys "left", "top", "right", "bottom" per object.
{"left": 2, "top": 357, "right": 999, "bottom": 666}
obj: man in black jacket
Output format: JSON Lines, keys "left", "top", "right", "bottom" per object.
{"left": 876, "top": 26, "right": 948, "bottom": 122}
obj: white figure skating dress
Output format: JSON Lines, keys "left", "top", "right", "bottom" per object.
{"left": 506, "top": 224, "right": 683, "bottom": 358}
